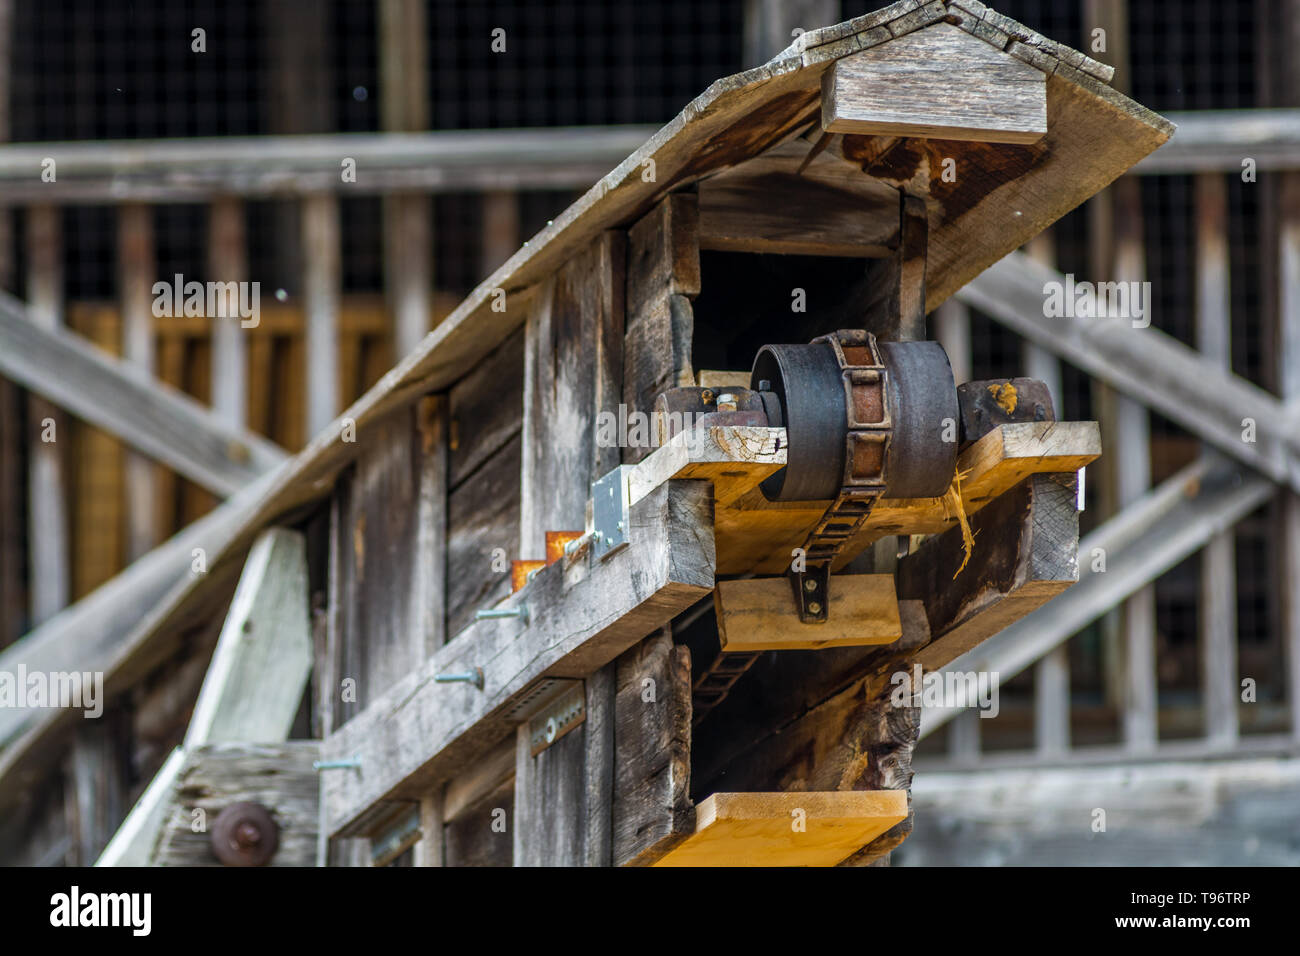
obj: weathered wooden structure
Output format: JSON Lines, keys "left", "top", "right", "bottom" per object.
{"left": 0, "top": 0, "right": 1183, "bottom": 866}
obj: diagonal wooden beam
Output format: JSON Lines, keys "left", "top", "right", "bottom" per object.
{"left": 918, "top": 453, "right": 1274, "bottom": 736}
{"left": 958, "top": 252, "right": 1300, "bottom": 495}
{"left": 0, "top": 290, "right": 286, "bottom": 496}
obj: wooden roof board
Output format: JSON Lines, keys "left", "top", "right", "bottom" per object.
{"left": 0, "top": 0, "right": 1172, "bottom": 803}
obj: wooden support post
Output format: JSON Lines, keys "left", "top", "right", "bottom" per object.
{"left": 118, "top": 203, "right": 158, "bottom": 559}
{"left": 303, "top": 193, "right": 341, "bottom": 438}
{"left": 514, "top": 232, "right": 624, "bottom": 865}
{"left": 1194, "top": 172, "right": 1239, "bottom": 747}
{"left": 97, "top": 527, "right": 314, "bottom": 865}
{"left": 612, "top": 631, "right": 694, "bottom": 866}
{"left": 24, "top": 204, "right": 68, "bottom": 624}
{"left": 863, "top": 191, "right": 928, "bottom": 341}
{"left": 1023, "top": 231, "right": 1070, "bottom": 758}
{"left": 208, "top": 196, "right": 248, "bottom": 429}
{"left": 622, "top": 194, "right": 699, "bottom": 464}
{"left": 933, "top": 298, "right": 971, "bottom": 385}
{"left": 66, "top": 713, "right": 125, "bottom": 865}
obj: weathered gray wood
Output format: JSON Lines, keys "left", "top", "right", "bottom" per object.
{"left": 186, "top": 527, "right": 313, "bottom": 746}
{"left": 743, "top": 0, "right": 839, "bottom": 66}
{"left": 821, "top": 23, "right": 1047, "bottom": 144}
{"left": 445, "top": 776, "right": 513, "bottom": 866}
{"left": 208, "top": 197, "right": 248, "bottom": 429}
{"left": 0, "top": 292, "right": 286, "bottom": 496}
{"left": 1194, "top": 172, "right": 1239, "bottom": 748}
{"left": 1134, "top": 109, "right": 1300, "bottom": 174}
{"left": 448, "top": 328, "right": 524, "bottom": 488}
{"left": 386, "top": 195, "right": 433, "bottom": 357}
{"left": 321, "top": 479, "right": 714, "bottom": 837}
{"left": 919, "top": 455, "right": 1275, "bottom": 737}
{"left": 303, "top": 192, "right": 341, "bottom": 437}
{"left": 23, "top": 205, "right": 68, "bottom": 624}
{"left": 862, "top": 190, "right": 928, "bottom": 341}
{"left": 415, "top": 396, "right": 448, "bottom": 656}
{"left": 66, "top": 713, "right": 125, "bottom": 865}
{"left": 413, "top": 791, "right": 444, "bottom": 866}
{"left": 118, "top": 203, "right": 158, "bottom": 559}
{"left": 1282, "top": 172, "right": 1300, "bottom": 744}
{"left": 612, "top": 631, "right": 694, "bottom": 867}
{"left": 446, "top": 434, "right": 521, "bottom": 638}
{"left": 958, "top": 252, "right": 1300, "bottom": 494}
{"left": 622, "top": 195, "right": 699, "bottom": 464}
{"left": 519, "top": 232, "right": 624, "bottom": 557}
{"left": 0, "top": 128, "right": 654, "bottom": 204}
{"left": 153, "top": 742, "right": 320, "bottom": 866}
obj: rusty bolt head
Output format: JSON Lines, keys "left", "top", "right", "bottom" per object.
{"left": 716, "top": 393, "right": 738, "bottom": 412}
{"left": 211, "top": 801, "right": 279, "bottom": 866}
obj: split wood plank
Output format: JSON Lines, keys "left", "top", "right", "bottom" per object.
{"left": 652, "top": 790, "right": 907, "bottom": 867}
{"left": 320, "top": 480, "right": 714, "bottom": 837}
{"left": 715, "top": 574, "right": 901, "bottom": 651}
{"left": 153, "top": 742, "right": 320, "bottom": 867}
{"left": 821, "top": 23, "right": 1047, "bottom": 144}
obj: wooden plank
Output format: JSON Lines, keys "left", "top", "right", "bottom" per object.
{"left": 696, "top": 140, "right": 897, "bottom": 257}
{"left": 715, "top": 574, "right": 901, "bottom": 651}
{"left": 861, "top": 190, "right": 927, "bottom": 340}
{"left": 23, "top": 204, "right": 68, "bottom": 624}
{"left": 320, "top": 479, "right": 714, "bottom": 837}
{"left": 95, "top": 747, "right": 185, "bottom": 867}
{"left": 622, "top": 194, "right": 699, "bottom": 464}
{"left": 958, "top": 252, "right": 1300, "bottom": 494}
{"left": 1194, "top": 171, "right": 1238, "bottom": 748}
{"left": 652, "top": 791, "right": 907, "bottom": 867}
{"left": 152, "top": 742, "right": 320, "bottom": 867}
{"left": 446, "top": 434, "right": 521, "bottom": 638}
{"left": 208, "top": 196, "right": 248, "bottom": 428}
{"left": 443, "top": 736, "right": 515, "bottom": 822}
{"left": 185, "top": 528, "right": 313, "bottom": 746}
{"left": 118, "top": 203, "right": 158, "bottom": 558}
{"left": 444, "top": 776, "right": 513, "bottom": 866}
{"left": 1282, "top": 171, "right": 1300, "bottom": 744}
{"left": 448, "top": 328, "right": 524, "bottom": 488}
{"left": 303, "top": 192, "right": 341, "bottom": 437}
{"left": 612, "top": 631, "right": 694, "bottom": 867}
{"left": 821, "top": 23, "right": 1046, "bottom": 144}
{"left": 0, "top": 294, "right": 286, "bottom": 496}
{"left": 627, "top": 424, "right": 785, "bottom": 510}
{"left": 919, "top": 455, "right": 1274, "bottom": 737}
{"left": 902, "top": 473, "right": 1079, "bottom": 672}
{"left": 66, "top": 713, "right": 125, "bottom": 865}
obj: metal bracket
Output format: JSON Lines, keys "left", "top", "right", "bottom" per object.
{"left": 592, "top": 465, "right": 632, "bottom": 561}
{"left": 526, "top": 681, "right": 586, "bottom": 756}
{"left": 789, "top": 562, "right": 831, "bottom": 624}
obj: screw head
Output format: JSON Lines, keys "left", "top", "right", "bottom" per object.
{"left": 211, "top": 802, "right": 279, "bottom": 867}
{"left": 803, "top": 578, "right": 818, "bottom": 592}
{"left": 807, "top": 601, "right": 823, "bottom": 615}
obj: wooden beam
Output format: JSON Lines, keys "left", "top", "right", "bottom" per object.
{"left": 208, "top": 197, "right": 248, "bottom": 429}
{"left": 0, "top": 292, "right": 287, "bottom": 496}
{"left": 821, "top": 23, "right": 1047, "bottom": 144}
{"left": 0, "top": 128, "right": 656, "bottom": 204}
{"left": 23, "top": 205, "right": 68, "bottom": 624}
{"left": 303, "top": 193, "right": 341, "bottom": 438}
{"left": 714, "top": 574, "right": 901, "bottom": 652}
{"left": 612, "top": 631, "right": 694, "bottom": 866}
{"left": 958, "top": 251, "right": 1300, "bottom": 494}
{"left": 152, "top": 742, "right": 320, "bottom": 867}
{"left": 118, "top": 203, "right": 158, "bottom": 559}
{"left": 861, "top": 191, "right": 928, "bottom": 341}
{"left": 1282, "top": 172, "right": 1300, "bottom": 745}
{"left": 652, "top": 791, "right": 907, "bottom": 867}
{"left": 1133, "top": 109, "right": 1300, "bottom": 174}
{"left": 919, "top": 455, "right": 1275, "bottom": 737}
{"left": 320, "top": 479, "right": 714, "bottom": 837}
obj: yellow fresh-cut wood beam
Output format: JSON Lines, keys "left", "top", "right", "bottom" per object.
{"left": 714, "top": 574, "right": 901, "bottom": 651}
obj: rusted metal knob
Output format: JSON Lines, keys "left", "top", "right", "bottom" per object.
{"left": 211, "top": 801, "right": 279, "bottom": 866}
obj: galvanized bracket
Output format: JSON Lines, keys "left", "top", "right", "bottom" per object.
{"left": 526, "top": 682, "right": 586, "bottom": 756}
{"left": 592, "top": 465, "right": 632, "bottom": 561}
{"left": 788, "top": 562, "right": 831, "bottom": 624}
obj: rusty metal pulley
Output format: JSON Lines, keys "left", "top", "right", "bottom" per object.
{"left": 211, "top": 801, "right": 280, "bottom": 866}
{"left": 750, "top": 332, "right": 958, "bottom": 503}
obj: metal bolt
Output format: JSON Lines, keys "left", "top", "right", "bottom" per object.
{"left": 211, "top": 802, "right": 279, "bottom": 867}
{"left": 758, "top": 379, "right": 772, "bottom": 392}
{"left": 435, "top": 667, "right": 485, "bottom": 690}
{"left": 807, "top": 601, "right": 823, "bottom": 615}
{"left": 717, "top": 392, "right": 738, "bottom": 412}
{"left": 313, "top": 757, "right": 362, "bottom": 771}
{"left": 803, "top": 578, "right": 818, "bottom": 592}
{"left": 701, "top": 388, "right": 715, "bottom": 404}
{"left": 475, "top": 605, "right": 529, "bottom": 625}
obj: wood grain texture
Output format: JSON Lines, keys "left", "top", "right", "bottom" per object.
{"left": 822, "top": 24, "right": 1046, "bottom": 144}
{"left": 612, "top": 632, "right": 694, "bottom": 867}
{"left": 153, "top": 742, "right": 319, "bottom": 867}
{"left": 652, "top": 790, "right": 907, "bottom": 867}
{"left": 321, "top": 480, "right": 714, "bottom": 837}
{"left": 715, "top": 574, "right": 901, "bottom": 651}
{"left": 446, "top": 434, "right": 521, "bottom": 638}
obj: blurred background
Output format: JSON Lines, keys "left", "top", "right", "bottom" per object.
{"left": 0, "top": 0, "right": 1296, "bottom": 864}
